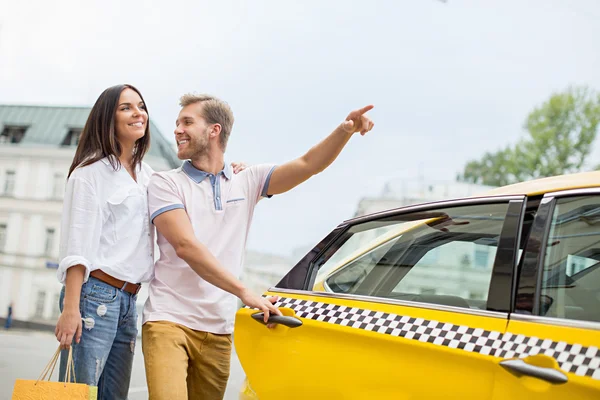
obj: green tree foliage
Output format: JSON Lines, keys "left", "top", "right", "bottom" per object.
{"left": 458, "top": 86, "right": 600, "bottom": 187}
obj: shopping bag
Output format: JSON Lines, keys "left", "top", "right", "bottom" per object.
{"left": 11, "top": 345, "right": 98, "bottom": 399}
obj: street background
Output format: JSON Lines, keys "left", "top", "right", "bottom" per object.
{"left": 0, "top": 329, "right": 245, "bottom": 400}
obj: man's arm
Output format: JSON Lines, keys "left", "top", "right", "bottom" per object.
{"left": 153, "top": 209, "right": 280, "bottom": 322}
{"left": 266, "top": 105, "right": 374, "bottom": 196}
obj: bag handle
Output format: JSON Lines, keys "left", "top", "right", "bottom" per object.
{"left": 35, "top": 345, "right": 77, "bottom": 386}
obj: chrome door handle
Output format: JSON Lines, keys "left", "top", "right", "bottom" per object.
{"left": 500, "top": 359, "right": 568, "bottom": 384}
{"left": 251, "top": 312, "right": 303, "bottom": 328}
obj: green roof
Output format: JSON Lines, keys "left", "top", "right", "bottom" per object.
{"left": 0, "top": 104, "right": 179, "bottom": 168}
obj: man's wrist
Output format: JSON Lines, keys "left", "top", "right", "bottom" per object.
{"left": 236, "top": 286, "right": 251, "bottom": 300}
{"left": 337, "top": 123, "right": 354, "bottom": 137}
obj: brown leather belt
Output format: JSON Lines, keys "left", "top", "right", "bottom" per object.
{"left": 90, "top": 269, "right": 141, "bottom": 295}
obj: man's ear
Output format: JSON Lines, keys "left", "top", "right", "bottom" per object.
{"left": 209, "top": 124, "right": 222, "bottom": 139}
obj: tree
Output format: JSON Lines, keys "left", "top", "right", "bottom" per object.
{"left": 458, "top": 86, "right": 600, "bottom": 187}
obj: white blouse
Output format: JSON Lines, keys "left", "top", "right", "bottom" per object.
{"left": 57, "top": 157, "right": 155, "bottom": 284}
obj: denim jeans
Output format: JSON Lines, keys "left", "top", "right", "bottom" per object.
{"left": 58, "top": 276, "right": 138, "bottom": 400}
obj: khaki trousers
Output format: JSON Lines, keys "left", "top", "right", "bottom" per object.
{"left": 142, "top": 320, "right": 232, "bottom": 400}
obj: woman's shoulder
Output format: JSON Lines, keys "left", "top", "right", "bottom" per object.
{"left": 140, "top": 161, "right": 155, "bottom": 175}
{"left": 69, "top": 158, "right": 109, "bottom": 181}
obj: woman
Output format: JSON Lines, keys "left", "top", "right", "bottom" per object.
{"left": 55, "top": 84, "right": 244, "bottom": 399}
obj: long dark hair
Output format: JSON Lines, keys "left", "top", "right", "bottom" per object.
{"left": 67, "top": 84, "right": 151, "bottom": 178}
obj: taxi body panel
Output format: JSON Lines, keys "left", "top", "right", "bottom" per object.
{"left": 235, "top": 172, "right": 600, "bottom": 399}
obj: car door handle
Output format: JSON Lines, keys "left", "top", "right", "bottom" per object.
{"left": 251, "top": 312, "right": 303, "bottom": 328}
{"left": 500, "top": 359, "right": 568, "bottom": 384}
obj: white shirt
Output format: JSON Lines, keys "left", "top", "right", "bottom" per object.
{"left": 143, "top": 161, "right": 276, "bottom": 334}
{"left": 57, "top": 157, "right": 155, "bottom": 284}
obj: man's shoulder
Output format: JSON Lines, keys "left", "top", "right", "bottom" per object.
{"left": 237, "top": 164, "right": 276, "bottom": 179}
{"left": 151, "top": 167, "right": 184, "bottom": 180}
{"left": 149, "top": 167, "right": 186, "bottom": 188}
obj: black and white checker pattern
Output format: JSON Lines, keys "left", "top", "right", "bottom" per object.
{"left": 497, "top": 333, "right": 600, "bottom": 379}
{"left": 272, "top": 296, "right": 600, "bottom": 380}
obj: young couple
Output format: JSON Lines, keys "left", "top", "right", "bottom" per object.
{"left": 55, "top": 84, "right": 375, "bottom": 400}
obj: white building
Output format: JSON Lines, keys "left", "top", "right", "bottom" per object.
{"left": 0, "top": 104, "right": 179, "bottom": 328}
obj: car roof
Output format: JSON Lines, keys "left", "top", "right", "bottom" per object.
{"left": 475, "top": 170, "right": 600, "bottom": 197}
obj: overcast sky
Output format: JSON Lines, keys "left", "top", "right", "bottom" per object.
{"left": 1, "top": 0, "right": 599, "bottom": 260}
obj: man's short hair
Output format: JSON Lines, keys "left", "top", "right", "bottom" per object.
{"left": 179, "top": 94, "right": 234, "bottom": 150}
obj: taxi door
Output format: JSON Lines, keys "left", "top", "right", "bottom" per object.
{"left": 235, "top": 197, "right": 526, "bottom": 399}
{"left": 492, "top": 193, "right": 600, "bottom": 399}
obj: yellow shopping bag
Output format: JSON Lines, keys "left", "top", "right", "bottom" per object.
{"left": 11, "top": 345, "right": 98, "bottom": 400}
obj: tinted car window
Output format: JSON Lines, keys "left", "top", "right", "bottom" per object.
{"left": 540, "top": 196, "right": 600, "bottom": 323}
{"left": 316, "top": 203, "right": 510, "bottom": 310}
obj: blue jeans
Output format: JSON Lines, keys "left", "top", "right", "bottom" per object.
{"left": 58, "top": 276, "right": 138, "bottom": 400}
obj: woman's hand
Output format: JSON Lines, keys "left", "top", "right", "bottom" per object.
{"left": 231, "top": 161, "right": 248, "bottom": 174}
{"left": 55, "top": 308, "right": 82, "bottom": 350}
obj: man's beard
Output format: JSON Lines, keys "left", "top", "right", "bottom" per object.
{"left": 178, "top": 132, "right": 209, "bottom": 160}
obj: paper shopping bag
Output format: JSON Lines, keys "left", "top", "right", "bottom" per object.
{"left": 11, "top": 345, "right": 98, "bottom": 399}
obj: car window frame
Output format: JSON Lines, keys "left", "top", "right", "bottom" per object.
{"left": 514, "top": 187, "right": 600, "bottom": 330}
{"left": 275, "top": 195, "right": 526, "bottom": 316}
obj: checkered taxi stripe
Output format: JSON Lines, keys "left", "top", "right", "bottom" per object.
{"left": 271, "top": 297, "right": 600, "bottom": 380}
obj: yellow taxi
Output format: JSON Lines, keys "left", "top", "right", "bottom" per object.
{"left": 235, "top": 171, "right": 600, "bottom": 399}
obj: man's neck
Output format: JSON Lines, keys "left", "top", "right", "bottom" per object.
{"left": 190, "top": 153, "right": 225, "bottom": 175}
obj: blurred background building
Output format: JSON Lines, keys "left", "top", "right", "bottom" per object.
{"left": 0, "top": 104, "right": 179, "bottom": 329}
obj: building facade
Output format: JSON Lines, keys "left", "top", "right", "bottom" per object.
{"left": 0, "top": 105, "right": 179, "bottom": 328}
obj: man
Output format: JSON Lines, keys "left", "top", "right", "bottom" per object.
{"left": 142, "top": 93, "right": 374, "bottom": 400}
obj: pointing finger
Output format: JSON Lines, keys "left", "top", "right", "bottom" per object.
{"left": 357, "top": 105, "right": 374, "bottom": 115}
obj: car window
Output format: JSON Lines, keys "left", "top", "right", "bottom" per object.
{"left": 315, "top": 203, "right": 511, "bottom": 310}
{"left": 539, "top": 196, "right": 600, "bottom": 323}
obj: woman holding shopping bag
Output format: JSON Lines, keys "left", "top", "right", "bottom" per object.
{"left": 54, "top": 84, "right": 245, "bottom": 399}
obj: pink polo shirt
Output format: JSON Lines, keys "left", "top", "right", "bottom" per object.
{"left": 143, "top": 161, "right": 276, "bottom": 334}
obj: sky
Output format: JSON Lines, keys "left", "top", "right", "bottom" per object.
{"left": 1, "top": 0, "right": 599, "bottom": 260}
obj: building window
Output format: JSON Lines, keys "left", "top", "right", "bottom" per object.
{"left": 61, "top": 128, "right": 82, "bottom": 147}
{"left": 0, "top": 125, "right": 27, "bottom": 144}
{"left": 0, "top": 224, "right": 6, "bottom": 251}
{"left": 35, "top": 291, "right": 46, "bottom": 318}
{"left": 52, "top": 173, "right": 64, "bottom": 198}
{"left": 45, "top": 228, "right": 55, "bottom": 255}
{"left": 4, "top": 170, "right": 15, "bottom": 195}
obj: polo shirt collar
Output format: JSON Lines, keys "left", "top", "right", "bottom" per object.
{"left": 182, "top": 160, "right": 232, "bottom": 183}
